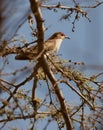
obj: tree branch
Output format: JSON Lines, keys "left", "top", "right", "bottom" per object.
{"left": 41, "top": 3, "right": 86, "bottom": 15}
{"left": 29, "top": 0, "right": 72, "bottom": 129}
{"left": 41, "top": 57, "right": 73, "bottom": 130}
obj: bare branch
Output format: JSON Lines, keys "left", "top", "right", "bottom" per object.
{"left": 32, "top": 62, "right": 41, "bottom": 111}
{"left": 29, "top": 0, "right": 72, "bottom": 129}
{"left": 41, "top": 57, "right": 73, "bottom": 130}
{"left": 41, "top": 4, "right": 86, "bottom": 15}
{"left": 62, "top": 80, "right": 94, "bottom": 110}
{"left": 81, "top": 1, "right": 103, "bottom": 8}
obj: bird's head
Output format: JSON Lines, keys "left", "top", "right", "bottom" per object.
{"left": 46, "top": 32, "right": 70, "bottom": 53}
{"left": 50, "top": 32, "right": 70, "bottom": 40}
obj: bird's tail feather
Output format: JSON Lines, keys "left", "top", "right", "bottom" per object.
{"left": 15, "top": 55, "right": 29, "bottom": 60}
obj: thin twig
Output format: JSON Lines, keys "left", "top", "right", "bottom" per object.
{"left": 62, "top": 80, "right": 94, "bottom": 110}
{"left": 41, "top": 4, "right": 86, "bottom": 15}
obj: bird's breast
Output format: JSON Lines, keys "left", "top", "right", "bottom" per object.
{"left": 55, "top": 39, "right": 63, "bottom": 52}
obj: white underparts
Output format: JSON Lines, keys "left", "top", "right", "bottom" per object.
{"left": 55, "top": 39, "right": 63, "bottom": 52}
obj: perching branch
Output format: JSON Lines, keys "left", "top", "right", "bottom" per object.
{"left": 29, "top": 0, "right": 72, "bottom": 129}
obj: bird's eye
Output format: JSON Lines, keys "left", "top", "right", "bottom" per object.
{"left": 61, "top": 33, "right": 64, "bottom": 36}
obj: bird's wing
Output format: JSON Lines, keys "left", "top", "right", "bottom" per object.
{"left": 27, "top": 44, "right": 38, "bottom": 53}
{"left": 44, "top": 40, "right": 55, "bottom": 51}
{"left": 15, "top": 44, "right": 38, "bottom": 60}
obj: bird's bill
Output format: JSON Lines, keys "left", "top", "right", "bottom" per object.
{"left": 65, "top": 35, "right": 70, "bottom": 39}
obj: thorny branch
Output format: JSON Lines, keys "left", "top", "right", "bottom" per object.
{"left": 41, "top": 1, "right": 103, "bottom": 31}
{"left": 46, "top": 54, "right": 94, "bottom": 109}
{"left": 0, "top": 72, "right": 34, "bottom": 109}
{"left": 41, "top": 1, "right": 103, "bottom": 11}
{"left": 30, "top": 0, "right": 72, "bottom": 129}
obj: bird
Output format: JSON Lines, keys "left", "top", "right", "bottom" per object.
{"left": 15, "top": 32, "right": 70, "bottom": 60}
